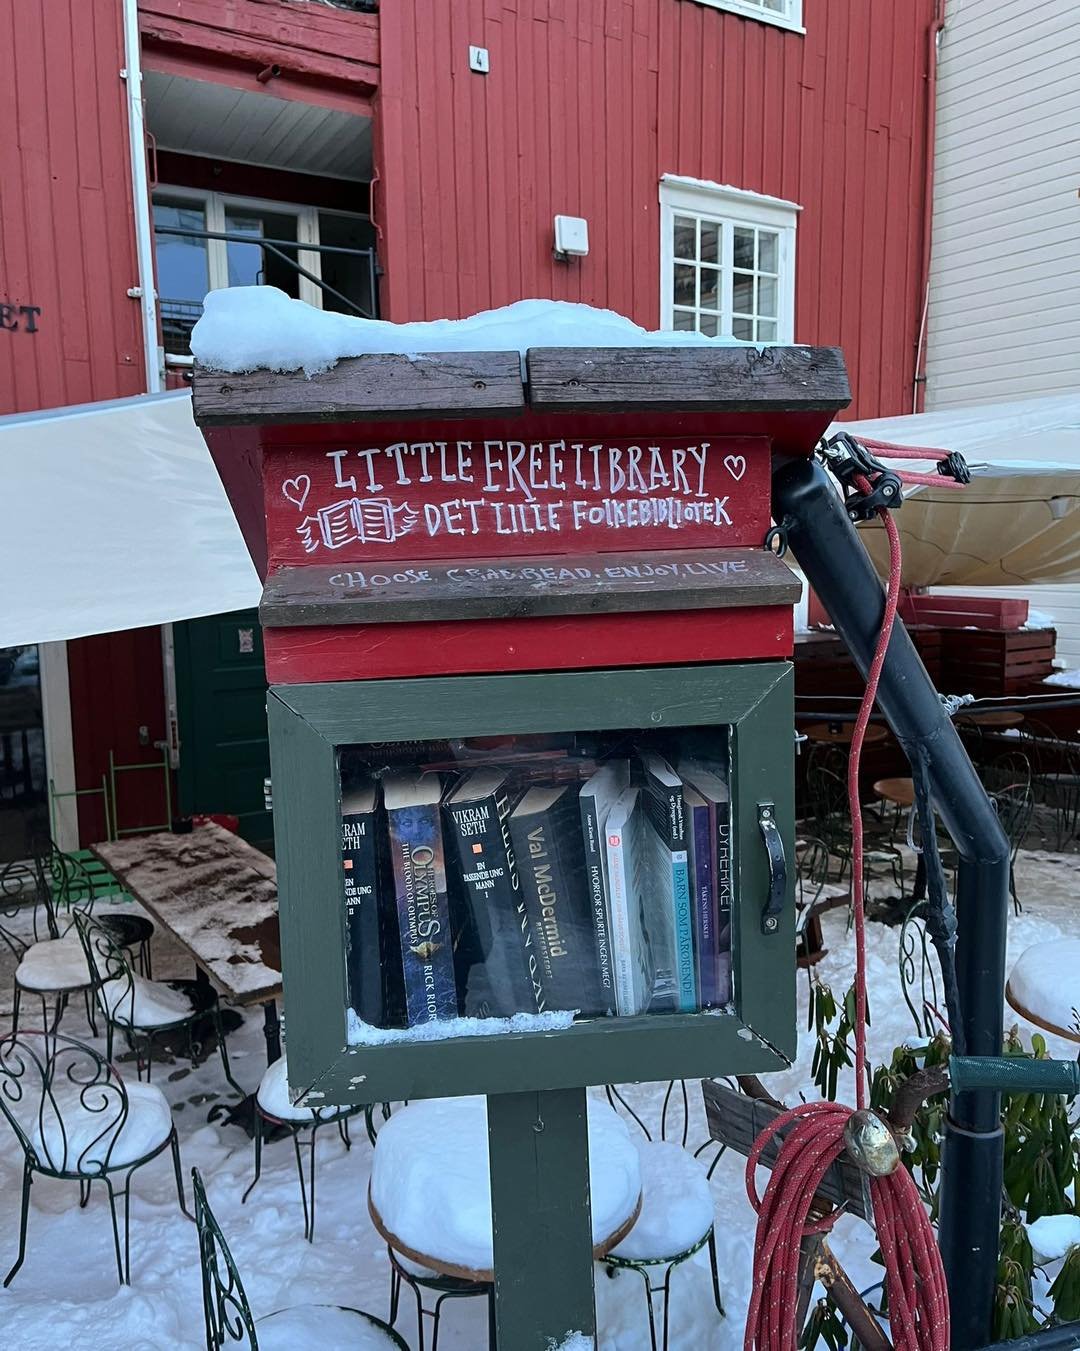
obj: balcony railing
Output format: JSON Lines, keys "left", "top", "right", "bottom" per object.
{"left": 153, "top": 224, "right": 378, "bottom": 357}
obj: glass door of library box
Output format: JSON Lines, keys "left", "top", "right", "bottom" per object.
{"left": 267, "top": 662, "right": 795, "bottom": 1107}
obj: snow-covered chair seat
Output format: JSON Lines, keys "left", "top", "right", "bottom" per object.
{"left": 15, "top": 935, "right": 91, "bottom": 993}
{"left": 99, "top": 973, "right": 201, "bottom": 1027}
{"left": 256, "top": 1306, "right": 407, "bottom": 1351}
{"left": 32, "top": 1078, "right": 174, "bottom": 1173}
{"left": 1006, "top": 938, "right": 1080, "bottom": 1042}
{"left": 244, "top": 1053, "right": 363, "bottom": 1243}
{"left": 255, "top": 1054, "right": 353, "bottom": 1123}
{"left": 607, "top": 1140, "right": 715, "bottom": 1262}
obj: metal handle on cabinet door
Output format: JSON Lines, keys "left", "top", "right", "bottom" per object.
{"left": 758, "top": 802, "right": 787, "bottom": 935}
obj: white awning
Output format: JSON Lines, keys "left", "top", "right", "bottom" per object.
{"left": 831, "top": 394, "right": 1080, "bottom": 588}
{"left": 0, "top": 390, "right": 260, "bottom": 647}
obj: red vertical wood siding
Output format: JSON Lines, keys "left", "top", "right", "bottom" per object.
{"left": 376, "top": 0, "right": 934, "bottom": 418}
{"left": 0, "top": 0, "right": 145, "bottom": 415}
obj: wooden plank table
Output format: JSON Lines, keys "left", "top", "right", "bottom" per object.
{"left": 90, "top": 823, "right": 284, "bottom": 1064}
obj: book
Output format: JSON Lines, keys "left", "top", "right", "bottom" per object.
{"left": 680, "top": 758, "right": 733, "bottom": 1006}
{"left": 341, "top": 778, "right": 386, "bottom": 1026}
{"left": 383, "top": 771, "right": 458, "bottom": 1026}
{"left": 604, "top": 786, "right": 653, "bottom": 1016}
{"left": 509, "top": 784, "right": 605, "bottom": 1017}
{"left": 578, "top": 760, "right": 630, "bottom": 1018}
{"left": 443, "top": 769, "right": 545, "bottom": 1018}
{"left": 684, "top": 785, "right": 717, "bottom": 1009}
{"left": 638, "top": 752, "right": 695, "bottom": 1013}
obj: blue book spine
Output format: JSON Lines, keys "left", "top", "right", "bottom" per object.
{"left": 388, "top": 802, "right": 458, "bottom": 1026}
{"left": 671, "top": 849, "right": 695, "bottom": 1011}
{"left": 689, "top": 799, "right": 717, "bottom": 1005}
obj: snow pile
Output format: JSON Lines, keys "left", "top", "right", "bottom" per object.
{"left": 610, "top": 1140, "right": 715, "bottom": 1260}
{"left": 255, "top": 1306, "right": 403, "bottom": 1350}
{"left": 100, "top": 975, "right": 194, "bottom": 1028}
{"left": 369, "top": 1096, "right": 640, "bottom": 1272}
{"left": 346, "top": 1007, "right": 575, "bottom": 1046}
{"left": 191, "top": 289, "right": 754, "bottom": 376}
{"left": 1025, "top": 609, "right": 1057, "bottom": 631}
{"left": 1044, "top": 668, "right": 1080, "bottom": 689}
{"left": 1007, "top": 939, "right": 1080, "bottom": 1036}
{"left": 15, "top": 936, "right": 91, "bottom": 992}
{"left": 1027, "top": 1214, "right": 1080, "bottom": 1264}
{"left": 32, "top": 1079, "right": 173, "bottom": 1172}
{"left": 549, "top": 1335, "right": 595, "bottom": 1351}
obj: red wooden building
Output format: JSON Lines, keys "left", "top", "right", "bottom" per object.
{"left": 0, "top": 0, "right": 938, "bottom": 854}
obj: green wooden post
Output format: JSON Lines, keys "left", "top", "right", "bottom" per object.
{"left": 488, "top": 1087, "right": 596, "bottom": 1349}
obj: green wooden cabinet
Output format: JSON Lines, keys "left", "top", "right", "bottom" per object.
{"left": 268, "top": 660, "right": 796, "bottom": 1108}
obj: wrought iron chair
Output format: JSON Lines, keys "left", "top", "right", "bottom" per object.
{"left": 1018, "top": 720, "right": 1080, "bottom": 851}
{"left": 602, "top": 1081, "right": 725, "bottom": 1351}
{"left": 73, "top": 909, "right": 240, "bottom": 1092}
{"left": 37, "top": 839, "right": 155, "bottom": 977}
{"left": 0, "top": 1030, "right": 187, "bottom": 1285}
{"left": 193, "top": 1167, "right": 408, "bottom": 1350}
{"left": 3, "top": 856, "right": 99, "bottom": 1037}
{"left": 898, "top": 901, "right": 947, "bottom": 1040}
{"left": 979, "top": 751, "right": 1034, "bottom": 912}
{"left": 804, "top": 758, "right": 906, "bottom": 898}
{"left": 241, "top": 1053, "right": 364, "bottom": 1242}
{"left": 364, "top": 1101, "right": 493, "bottom": 1351}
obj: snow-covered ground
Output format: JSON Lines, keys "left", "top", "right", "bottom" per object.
{"left": 0, "top": 848, "right": 1076, "bottom": 1350}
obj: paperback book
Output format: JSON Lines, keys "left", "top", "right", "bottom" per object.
{"left": 680, "top": 757, "right": 733, "bottom": 1006}
{"left": 604, "top": 785, "right": 653, "bottom": 1016}
{"left": 638, "top": 752, "right": 695, "bottom": 1012}
{"left": 578, "top": 760, "right": 630, "bottom": 1018}
{"left": 510, "top": 783, "right": 606, "bottom": 1016}
{"left": 383, "top": 770, "right": 458, "bottom": 1026}
{"left": 443, "top": 768, "right": 545, "bottom": 1018}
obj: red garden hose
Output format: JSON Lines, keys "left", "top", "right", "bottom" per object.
{"left": 743, "top": 489, "right": 951, "bottom": 1350}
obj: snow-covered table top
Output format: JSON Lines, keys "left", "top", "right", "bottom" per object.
{"left": 90, "top": 824, "right": 281, "bottom": 1005}
{"left": 368, "top": 1096, "right": 642, "bottom": 1281}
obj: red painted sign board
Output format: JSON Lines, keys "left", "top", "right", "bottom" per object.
{"left": 263, "top": 432, "right": 771, "bottom": 567}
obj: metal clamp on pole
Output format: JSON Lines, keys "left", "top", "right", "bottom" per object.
{"left": 820, "top": 431, "right": 904, "bottom": 521}
{"left": 758, "top": 802, "right": 787, "bottom": 934}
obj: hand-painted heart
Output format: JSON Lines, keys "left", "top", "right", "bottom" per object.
{"left": 282, "top": 475, "right": 311, "bottom": 511}
{"left": 723, "top": 455, "right": 747, "bottom": 482}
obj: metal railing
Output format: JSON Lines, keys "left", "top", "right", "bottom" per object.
{"left": 153, "top": 224, "right": 379, "bottom": 353}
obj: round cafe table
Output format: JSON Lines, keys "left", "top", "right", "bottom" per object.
{"left": 804, "top": 722, "right": 888, "bottom": 747}
{"left": 957, "top": 710, "right": 1024, "bottom": 729}
{"left": 1006, "top": 939, "right": 1080, "bottom": 1044}
{"left": 873, "top": 777, "right": 914, "bottom": 811}
{"left": 368, "top": 1096, "right": 642, "bottom": 1283}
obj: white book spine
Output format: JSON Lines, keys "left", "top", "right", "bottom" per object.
{"left": 605, "top": 826, "right": 636, "bottom": 1015}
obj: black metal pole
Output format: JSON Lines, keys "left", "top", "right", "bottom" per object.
{"left": 772, "top": 457, "right": 1012, "bottom": 1351}
{"left": 976, "top": 1327, "right": 1080, "bottom": 1351}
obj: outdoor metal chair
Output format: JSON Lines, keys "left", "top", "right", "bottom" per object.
{"left": 193, "top": 1167, "right": 408, "bottom": 1351}
{"left": 362, "top": 1100, "right": 493, "bottom": 1351}
{"left": 602, "top": 1081, "right": 725, "bottom": 1351}
{"left": 3, "top": 856, "right": 99, "bottom": 1037}
{"left": 241, "top": 1052, "right": 364, "bottom": 1242}
{"left": 979, "top": 751, "right": 1034, "bottom": 912}
{"left": 1018, "top": 720, "right": 1080, "bottom": 850}
{"left": 36, "top": 838, "right": 155, "bottom": 977}
{"left": 804, "top": 758, "right": 906, "bottom": 898}
{"left": 898, "top": 901, "right": 947, "bottom": 1040}
{"left": 73, "top": 909, "right": 240, "bottom": 1093}
{"left": 0, "top": 1030, "right": 187, "bottom": 1285}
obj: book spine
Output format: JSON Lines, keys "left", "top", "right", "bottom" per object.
{"left": 445, "top": 791, "right": 544, "bottom": 1017}
{"left": 579, "top": 791, "right": 617, "bottom": 1017}
{"left": 690, "top": 800, "right": 717, "bottom": 1007}
{"left": 546, "top": 801, "right": 606, "bottom": 1015}
{"left": 341, "top": 805, "right": 382, "bottom": 1025}
{"left": 604, "top": 822, "right": 637, "bottom": 1015}
{"left": 671, "top": 847, "right": 696, "bottom": 1012}
{"left": 716, "top": 800, "right": 733, "bottom": 1005}
{"left": 387, "top": 803, "right": 458, "bottom": 1026}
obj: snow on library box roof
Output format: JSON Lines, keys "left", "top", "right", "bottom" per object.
{"left": 190, "top": 288, "right": 755, "bottom": 376}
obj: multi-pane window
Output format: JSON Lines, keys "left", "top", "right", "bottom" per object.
{"left": 661, "top": 177, "right": 798, "bottom": 344}
{"left": 152, "top": 189, "right": 377, "bottom": 358}
{"left": 687, "top": 0, "right": 804, "bottom": 33}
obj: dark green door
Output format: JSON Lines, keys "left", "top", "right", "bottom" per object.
{"left": 173, "top": 610, "right": 272, "bottom": 849}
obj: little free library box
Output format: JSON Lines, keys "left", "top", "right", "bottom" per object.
{"left": 194, "top": 339, "right": 849, "bottom": 1346}
{"left": 193, "top": 342, "right": 850, "bottom": 1105}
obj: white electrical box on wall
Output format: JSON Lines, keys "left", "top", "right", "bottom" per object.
{"left": 554, "top": 215, "right": 589, "bottom": 257}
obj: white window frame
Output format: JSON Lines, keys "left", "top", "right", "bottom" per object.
{"left": 683, "top": 0, "right": 804, "bottom": 35}
{"left": 659, "top": 175, "right": 799, "bottom": 343}
{"left": 152, "top": 188, "right": 372, "bottom": 361}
